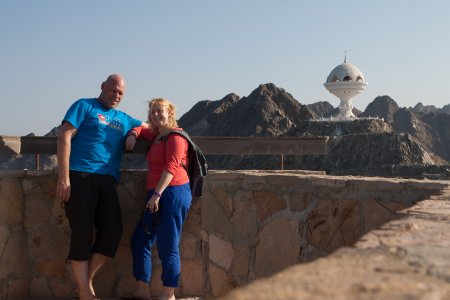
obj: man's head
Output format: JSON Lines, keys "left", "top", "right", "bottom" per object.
{"left": 98, "top": 74, "right": 126, "bottom": 109}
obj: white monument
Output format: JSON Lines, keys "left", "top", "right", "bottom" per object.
{"left": 324, "top": 56, "right": 368, "bottom": 120}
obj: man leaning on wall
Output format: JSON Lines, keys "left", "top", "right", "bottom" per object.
{"left": 55, "top": 74, "right": 145, "bottom": 300}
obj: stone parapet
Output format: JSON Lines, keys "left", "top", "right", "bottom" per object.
{"left": 222, "top": 190, "right": 450, "bottom": 300}
{"left": 0, "top": 170, "right": 448, "bottom": 299}
{"left": 202, "top": 171, "right": 449, "bottom": 299}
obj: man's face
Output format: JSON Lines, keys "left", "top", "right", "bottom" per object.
{"left": 99, "top": 79, "right": 126, "bottom": 109}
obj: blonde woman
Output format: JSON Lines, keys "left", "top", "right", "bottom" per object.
{"left": 124, "top": 98, "right": 192, "bottom": 300}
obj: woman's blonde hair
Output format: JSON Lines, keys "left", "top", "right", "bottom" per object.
{"left": 147, "top": 98, "right": 178, "bottom": 132}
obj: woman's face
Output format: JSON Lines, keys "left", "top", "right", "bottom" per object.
{"left": 149, "top": 103, "right": 170, "bottom": 128}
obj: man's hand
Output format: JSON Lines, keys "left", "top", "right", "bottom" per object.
{"left": 126, "top": 134, "right": 137, "bottom": 151}
{"left": 56, "top": 176, "right": 71, "bottom": 202}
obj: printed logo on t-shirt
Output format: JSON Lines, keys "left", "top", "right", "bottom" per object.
{"left": 97, "top": 113, "right": 122, "bottom": 131}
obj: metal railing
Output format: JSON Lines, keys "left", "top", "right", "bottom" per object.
{"left": 0, "top": 135, "right": 329, "bottom": 170}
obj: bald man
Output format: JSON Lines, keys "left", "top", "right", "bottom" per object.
{"left": 56, "top": 74, "right": 143, "bottom": 300}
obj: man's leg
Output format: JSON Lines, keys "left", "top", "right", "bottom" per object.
{"left": 71, "top": 260, "right": 96, "bottom": 300}
{"left": 88, "top": 253, "right": 109, "bottom": 295}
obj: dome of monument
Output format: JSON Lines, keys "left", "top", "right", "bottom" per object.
{"left": 326, "top": 62, "right": 366, "bottom": 83}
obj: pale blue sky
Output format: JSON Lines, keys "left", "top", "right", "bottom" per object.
{"left": 1, "top": 0, "right": 449, "bottom": 136}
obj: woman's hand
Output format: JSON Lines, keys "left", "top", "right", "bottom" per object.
{"left": 126, "top": 134, "right": 137, "bottom": 151}
{"left": 146, "top": 195, "right": 160, "bottom": 212}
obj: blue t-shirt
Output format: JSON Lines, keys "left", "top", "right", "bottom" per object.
{"left": 63, "top": 98, "right": 142, "bottom": 181}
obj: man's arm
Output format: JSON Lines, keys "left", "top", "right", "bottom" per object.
{"left": 56, "top": 122, "right": 77, "bottom": 202}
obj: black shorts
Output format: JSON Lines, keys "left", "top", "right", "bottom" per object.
{"left": 65, "top": 171, "right": 123, "bottom": 260}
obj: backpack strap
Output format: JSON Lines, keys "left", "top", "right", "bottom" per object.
{"left": 160, "top": 130, "right": 191, "bottom": 171}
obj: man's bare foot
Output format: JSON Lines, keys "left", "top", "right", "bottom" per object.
{"left": 78, "top": 290, "right": 98, "bottom": 300}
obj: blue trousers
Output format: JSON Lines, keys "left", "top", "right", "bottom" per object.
{"left": 131, "top": 183, "right": 192, "bottom": 287}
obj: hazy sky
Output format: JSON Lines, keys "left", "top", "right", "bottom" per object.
{"left": 1, "top": 0, "right": 449, "bottom": 136}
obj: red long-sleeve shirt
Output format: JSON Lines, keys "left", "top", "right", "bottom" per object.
{"left": 132, "top": 126, "right": 189, "bottom": 190}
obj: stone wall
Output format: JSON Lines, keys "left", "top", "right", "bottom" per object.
{"left": 201, "top": 170, "right": 449, "bottom": 298}
{"left": 0, "top": 170, "right": 448, "bottom": 299}
{"left": 0, "top": 170, "right": 204, "bottom": 300}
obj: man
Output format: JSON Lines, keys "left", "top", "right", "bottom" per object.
{"left": 56, "top": 74, "right": 143, "bottom": 300}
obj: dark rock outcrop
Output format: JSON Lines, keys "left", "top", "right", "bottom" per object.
{"left": 307, "top": 101, "right": 334, "bottom": 118}
{"left": 359, "top": 95, "right": 399, "bottom": 123}
{"left": 179, "top": 83, "right": 314, "bottom": 137}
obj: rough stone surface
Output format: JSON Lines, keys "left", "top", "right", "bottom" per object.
{"left": 1, "top": 171, "right": 449, "bottom": 300}
{"left": 222, "top": 192, "right": 450, "bottom": 300}
{"left": 208, "top": 234, "right": 234, "bottom": 270}
{"left": 180, "top": 260, "right": 204, "bottom": 296}
{"left": 307, "top": 199, "right": 360, "bottom": 253}
{"left": 253, "top": 190, "right": 286, "bottom": 223}
{"left": 0, "top": 232, "right": 31, "bottom": 281}
{"left": 208, "top": 264, "right": 233, "bottom": 298}
{"left": 29, "top": 277, "right": 51, "bottom": 298}
{"left": 255, "top": 218, "right": 300, "bottom": 278}
{"left": 0, "top": 178, "right": 23, "bottom": 225}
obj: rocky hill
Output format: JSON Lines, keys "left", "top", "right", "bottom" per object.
{"left": 178, "top": 83, "right": 449, "bottom": 178}
{"left": 179, "top": 83, "right": 314, "bottom": 137}
{"left": 359, "top": 95, "right": 399, "bottom": 123}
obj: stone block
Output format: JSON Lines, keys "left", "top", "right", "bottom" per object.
{"left": 180, "top": 260, "right": 204, "bottom": 296}
{"left": 209, "top": 234, "right": 234, "bottom": 270}
{"left": 0, "top": 178, "right": 24, "bottom": 225}
{"left": 4, "top": 278, "right": 29, "bottom": 300}
{"left": 211, "top": 187, "right": 233, "bottom": 217}
{"left": 35, "top": 259, "right": 67, "bottom": 279}
{"left": 361, "top": 199, "right": 407, "bottom": 233}
{"left": 289, "top": 192, "right": 313, "bottom": 212}
{"left": 30, "top": 223, "right": 68, "bottom": 260}
{"left": 307, "top": 199, "right": 360, "bottom": 254}
{"left": 183, "top": 197, "right": 202, "bottom": 234}
{"left": 0, "top": 225, "right": 10, "bottom": 256}
{"left": 202, "top": 188, "right": 234, "bottom": 239}
{"left": 231, "top": 191, "right": 258, "bottom": 242}
{"left": 208, "top": 264, "right": 234, "bottom": 298}
{"left": 230, "top": 245, "right": 250, "bottom": 283}
{"left": 180, "top": 233, "right": 200, "bottom": 259}
{"left": 253, "top": 190, "right": 286, "bottom": 223}
{"left": 255, "top": 218, "right": 300, "bottom": 278}
{"left": 0, "top": 232, "right": 30, "bottom": 281}
{"left": 24, "top": 196, "right": 51, "bottom": 229}
{"left": 29, "top": 277, "right": 51, "bottom": 298}
{"left": 49, "top": 280, "right": 72, "bottom": 298}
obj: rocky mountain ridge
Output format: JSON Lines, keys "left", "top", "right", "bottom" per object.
{"left": 1, "top": 83, "right": 449, "bottom": 179}
{"left": 177, "top": 83, "right": 449, "bottom": 178}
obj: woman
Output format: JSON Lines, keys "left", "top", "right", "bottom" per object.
{"left": 124, "top": 98, "right": 192, "bottom": 300}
